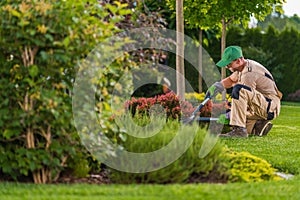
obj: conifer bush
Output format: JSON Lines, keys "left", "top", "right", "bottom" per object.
{"left": 108, "top": 121, "right": 229, "bottom": 184}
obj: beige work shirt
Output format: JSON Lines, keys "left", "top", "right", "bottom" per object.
{"left": 229, "top": 59, "right": 282, "bottom": 117}
{"left": 229, "top": 59, "right": 281, "bottom": 100}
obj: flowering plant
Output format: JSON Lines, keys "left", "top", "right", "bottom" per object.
{"left": 185, "top": 92, "right": 232, "bottom": 103}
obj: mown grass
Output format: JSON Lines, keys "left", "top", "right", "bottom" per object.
{"left": 0, "top": 176, "right": 300, "bottom": 200}
{"left": 0, "top": 103, "right": 299, "bottom": 200}
{"left": 221, "top": 103, "right": 300, "bottom": 174}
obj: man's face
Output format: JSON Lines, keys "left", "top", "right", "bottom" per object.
{"left": 226, "top": 58, "right": 242, "bottom": 72}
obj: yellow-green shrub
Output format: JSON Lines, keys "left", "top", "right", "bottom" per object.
{"left": 227, "top": 150, "right": 282, "bottom": 182}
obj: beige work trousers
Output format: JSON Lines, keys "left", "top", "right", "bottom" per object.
{"left": 230, "top": 86, "right": 280, "bottom": 134}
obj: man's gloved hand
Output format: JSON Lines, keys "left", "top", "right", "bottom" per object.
{"left": 217, "top": 113, "right": 230, "bottom": 125}
{"left": 205, "top": 82, "right": 225, "bottom": 98}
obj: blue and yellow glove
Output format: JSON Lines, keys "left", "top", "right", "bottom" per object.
{"left": 205, "top": 82, "right": 225, "bottom": 99}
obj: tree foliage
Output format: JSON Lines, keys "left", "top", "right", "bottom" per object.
{"left": 258, "top": 13, "right": 300, "bottom": 32}
{"left": 166, "top": 0, "right": 218, "bottom": 30}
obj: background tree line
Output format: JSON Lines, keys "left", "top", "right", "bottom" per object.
{"left": 186, "top": 16, "right": 300, "bottom": 101}
{"left": 140, "top": 0, "right": 300, "bottom": 100}
{"left": 201, "top": 19, "right": 300, "bottom": 100}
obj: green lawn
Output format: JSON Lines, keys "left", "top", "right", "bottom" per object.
{"left": 0, "top": 103, "right": 299, "bottom": 200}
{"left": 0, "top": 176, "right": 300, "bottom": 200}
{"left": 221, "top": 103, "right": 300, "bottom": 174}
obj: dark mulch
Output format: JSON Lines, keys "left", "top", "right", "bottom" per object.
{"left": 54, "top": 169, "right": 228, "bottom": 185}
{"left": 53, "top": 169, "right": 111, "bottom": 184}
{"left": 1, "top": 168, "right": 227, "bottom": 185}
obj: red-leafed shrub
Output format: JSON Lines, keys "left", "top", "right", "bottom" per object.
{"left": 125, "top": 96, "right": 157, "bottom": 117}
{"left": 125, "top": 93, "right": 230, "bottom": 121}
{"left": 125, "top": 92, "right": 194, "bottom": 120}
{"left": 179, "top": 100, "right": 195, "bottom": 118}
{"left": 156, "top": 92, "right": 181, "bottom": 119}
{"left": 204, "top": 101, "right": 229, "bottom": 117}
{"left": 199, "top": 100, "right": 212, "bottom": 117}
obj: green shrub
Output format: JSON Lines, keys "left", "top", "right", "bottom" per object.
{"left": 0, "top": 0, "right": 131, "bottom": 183}
{"left": 108, "top": 121, "right": 229, "bottom": 184}
{"left": 226, "top": 150, "right": 282, "bottom": 182}
{"left": 70, "top": 159, "right": 90, "bottom": 179}
{"left": 66, "top": 152, "right": 91, "bottom": 178}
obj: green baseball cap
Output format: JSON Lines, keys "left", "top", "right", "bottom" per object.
{"left": 216, "top": 46, "right": 243, "bottom": 67}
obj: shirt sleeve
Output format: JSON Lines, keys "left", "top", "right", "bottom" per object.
{"left": 229, "top": 71, "right": 239, "bottom": 83}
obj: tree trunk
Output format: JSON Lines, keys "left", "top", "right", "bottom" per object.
{"left": 198, "top": 29, "right": 203, "bottom": 93}
{"left": 21, "top": 46, "right": 48, "bottom": 184}
{"left": 221, "top": 18, "right": 226, "bottom": 100}
{"left": 176, "top": 0, "right": 185, "bottom": 100}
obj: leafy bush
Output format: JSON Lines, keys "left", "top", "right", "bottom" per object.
{"left": 287, "top": 89, "right": 300, "bottom": 102}
{"left": 185, "top": 92, "right": 232, "bottom": 103}
{"left": 108, "top": 121, "right": 230, "bottom": 184}
{"left": 227, "top": 150, "right": 282, "bottom": 182}
{"left": 0, "top": 0, "right": 131, "bottom": 183}
{"left": 68, "top": 158, "right": 90, "bottom": 179}
{"left": 185, "top": 92, "right": 206, "bottom": 103}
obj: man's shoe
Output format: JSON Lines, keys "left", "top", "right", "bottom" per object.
{"left": 252, "top": 120, "right": 273, "bottom": 137}
{"left": 219, "top": 126, "right": 248, "bottom": 138}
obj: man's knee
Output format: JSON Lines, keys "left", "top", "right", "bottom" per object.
{"left": 232, "top": 84, "right": 252, "bottom": 100}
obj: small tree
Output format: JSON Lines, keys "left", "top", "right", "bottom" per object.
{"left": 167, "top": 0, "right": 219, "bottom": 93}
{"left": 176, "top": 0, "right": 185, "bottom": 99}
{"left": 210, "top": 0, "right": 285, "bottom": 78}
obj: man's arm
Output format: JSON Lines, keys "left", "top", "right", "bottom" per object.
{"left": 221, "top": 72, "right": 238, "bottom": 89}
